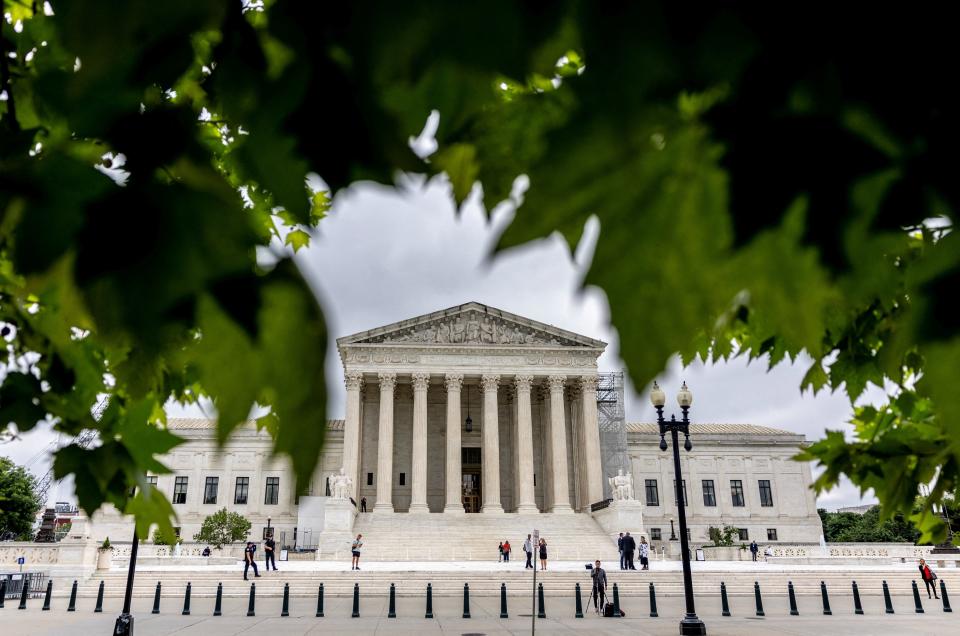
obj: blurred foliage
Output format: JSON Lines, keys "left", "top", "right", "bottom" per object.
{"left": 0, "top": 2, "right": 957, "bottom": 543}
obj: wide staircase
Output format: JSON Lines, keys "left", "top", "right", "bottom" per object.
{"left": 341, "top": 511, "right": 618, "bottom": 562}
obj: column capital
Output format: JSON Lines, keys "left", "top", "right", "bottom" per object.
{"left": 344, "top": 371, "right": 364, "bottom": 391}
{"left": 481, "top": 374, "right": 500, "bottom": 393}
{"left": 547, "top": 374, "right": 566, "bottom": 392}
{"left": 514, "top": 374, "right": 534, "bottom": 392}
{"left": 412, "top": 372, "right": 431, "bottom": 392}
{"left": 444, "top": 373, "right": 464, "bottom": 392}
{"left": 377, "top": 372, "right": 397, "bottom": 391}
{"left": 579, "top": 374, "right": 599, "bottom": 391}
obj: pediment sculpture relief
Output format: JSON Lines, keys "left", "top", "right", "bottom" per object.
{"left": 361, "top": 311, "right": 581, "bottom": 346}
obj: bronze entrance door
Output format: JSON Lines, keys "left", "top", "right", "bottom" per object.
{"left": 462, "top": 447, "right": 481, "bottom": 512}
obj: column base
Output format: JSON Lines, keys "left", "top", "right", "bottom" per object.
{"left": 444, "top": 504, "right": 466, "bottom": 514}
{"left": 481, "top": 503, "right": 504, "bottom": 514}
{"left": 514, "top": 504, "right": 540, "bottom": 514}
{"left": 407, "top": 503, "right": 430, "bottom": 514}
{"left": 372, "top": 503, "right": 394, "bottom": 514}
{"left": 549, "top": 504, "right": 574, "bottom": 514}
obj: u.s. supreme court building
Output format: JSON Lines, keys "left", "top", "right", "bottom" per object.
{"left": 92, "top": 302, "right": 823, "bottom": 558}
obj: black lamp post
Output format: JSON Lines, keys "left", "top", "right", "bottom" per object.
{"left": 652, "top": 380, "right": 706, "bottom": 636}
{"left": 669, "top": 519, "right": 677, "bottom": 541}
{"left": 114, "top": 486, "right": 140, "bottom": 635}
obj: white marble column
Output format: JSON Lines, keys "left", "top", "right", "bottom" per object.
{"left": 579, "top": 374, "right": 604, "bottom": 508}
{"left": 481, "top": 374, "right": 503, "bottom": 513}
{"left": 514, "top": 374, "right": 538, "bottom": 513}
{"left": 373, "top": 372, "right": 396, "bottom": 513}
{"left": 547, "top": 375, "right": 572, "bottom": 513}
{"left": 444, "top": 373, "right": 464, "bottom": 513}
{"left": 409, "top": 372, "right": 430, "bottom": 513}
{"left": 342, "top": 372, "right": 363, "bottom": 501}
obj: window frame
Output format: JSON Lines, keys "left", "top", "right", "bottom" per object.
{"left": 702, "top": 479, "right": 716, "bottom": 507}
{"left": 172, "top": 476, "right": 188, "bottom": 505}
{"left": 644, "top": 479, "right": 660, "bottom": 506}
{"left": 767, "top": 528, "right": 778, "bottom": 541}
{"left": 234, "top": 476, "right": 249, "bottom": 505}
{"left": 730, "top": 479, "right": 745, "bottom": 507}
{"left": 203, "top": 476, "right": 219, "bottom": 505}
{"left": 264, "top": 476, "right": 280, "bottom": 505}
{"left": 650, "top": 528, "right": 662, "bottom": 541}
{"left": 758, "top": 479, "right": 774, "bottom": 507}
{"left": 738, "top": 528, "right": 749, "bottom": 541}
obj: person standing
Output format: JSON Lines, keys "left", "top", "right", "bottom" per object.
{"left": 264, "top": 534, "right": 278, "bottom": 571}
{"left": 503, "top": 540, "right": 511, "bottom": 562}
{"left": 919, "top": 558, "right": 940, "bottom": 599}
{"left": 498, "top": 541, "right": 504, "bottom": 562}
{"left": 539, "top": 538, "right": 548, "bottom": 570}
{"left": 523, "top": 534, "right": 534, "bottom": 569}
{"left": 638, "top": 537, "right": 650, "bottom": 570}
{"left": 351, "top": 533, "right": 363, "bottom": 571}
{"left": 360, "top": 496, "right": 367, "bottom": 512}
{"left": 617, "top": 532, "right": 625, "bottom": 570}
{"left": 623, "top": 532, "right": 637, "bottom": 570}
{"left": 590, "top": 560, "right": 607, "bottom": 614}
{"left": 243, "top": 542, "right": 261, "bottom": 580}
{"left": 749, "top": 540, "right": 758, "bottom": 562}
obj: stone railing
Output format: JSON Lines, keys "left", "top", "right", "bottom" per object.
{"left": 768, "top": 543, "right": 933, "bottom": 560}
{"left": 0, "top": 543, "right": 63, "bottom": 566}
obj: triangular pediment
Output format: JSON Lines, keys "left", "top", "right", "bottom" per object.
{"left": 337, "top": 302, "right": 606, "bottom": 349}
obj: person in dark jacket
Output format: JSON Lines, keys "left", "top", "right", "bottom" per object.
{"left": 264, "top": 535, "right": 278, "bottom": 571}
{"left": 617, "top": 532, "right": 625, "bottom": 570}
{"left": 591, "top": 560, "right": 607, "bottom": 613}
{"left": 919, "top": 558, "right": 939, "bottom": 599}
{"left": 750, "top": 540, "right": 758, "bottom": 561}
{"left": 243, "top": 542, "right": 261, "bottom": 580}
{"left": 622, "top": 532, "right": 637, "bottom": 570}
{"left": 539, "top": 538, "right": 548, "bottom": 570}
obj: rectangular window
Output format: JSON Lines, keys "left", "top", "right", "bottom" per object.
{"left": 738, "top": 528, "right": 749, "bottom": 541}
{"left": 173, "top": 477, "right": 188, "bottom": 504}
{"left": 650, "top": 528, "right": 662, "bottom": 541}
{"left": 673, "top": 479, "right": 687, "bottom": 506}
{"left": 234, "top": 477, "right": 249, "bottom": 505}
{"left": 702, "top": 480, "right": 716, "bottom": 507}
{"left": 767, "top": 528, "right": 778, "bottom": 541}
{"left": 146, "top": 475, "right": 158, "bottom": 487}
{"left": 367, "top": 472, "right": 373, "bottom": 486}
{"left": 731, "top": 480, "right": 745, "bottom": 507}
{"left": 203, "top": 476, "right": 219, "bottom": 504}
{"left": 265, "top": 477, "right": 279, "bottom": 505}
{"left": 758, "top": 480, "right": 774, "bottom": 507}
{"left": 399, "top": 472, "right": 406, "bottom": 486}
{"left": 645, "top": 479, "right": 659, "bottom": 506}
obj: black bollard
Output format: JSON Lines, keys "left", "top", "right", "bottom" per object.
{"left": 912, "top": 580, "right": 924, "bottom": 613}
{"left": 151, "top": 581, "right": 161, "bottom": 614}
{"left": 574, "top": 582, "right": 583, "bottom": 618}
{"left": 316, "top": 583, "right": 324, "bottom": 618}
{"left": 537, "top": 582, "right": 546, "bottom": 619}
{"left": 67, "top": 580, "right": 78, "bottom": 612}
{"left": 500, "top": 582, "right": 508, "bottom": 618}
{"left": 213, "top": 582, "right": 222, "bottom": 616}
{"left": 388, "top": 583, "right": 396, "bottom": 618}
{"left": 649, "top": 582, "right": 658, "bottom": 618}
{"left": 281, "top": 582, "right": 289, "bottom": 617}
{"left": 18, "top": 576, "right": 29, "bottom": 610}
{"left": 0, "top": 579, "right": 6, "bottom": 608}
{"left": 754, "top": 581, "right": 765, "bottom": 617}
{"left": 352, "top": 582, "right": 360, "bottom": 618}
{"left": 852, "top": 581, "right": 863, "bottom": 615}
{"left": 788, "top": 581, "right": 798, "bottom": 616}
{"left": 882, "top": 580, "right": 894, "bottom": 614}
{"left": 42, "top": 580, "right": 52, "bottom": 611}
{"left": 720, "top": 581, "right": 730, "bottom": 617}
{"left": 462, "top": 583, "right": 471, "bottom": 619}
{"left": 820, "top": 580, "right": 832, "bottom": 615}
{"left": 612, "top": 583, "right": 620, "bottom": 617}
{"left": 94, "top": 580, "right": 104, "bottom": 613}
{"left": 247, "top": 582, "right": 256, "bottom": 617}
{"left": 424, "top": 583, "right": 433, "bottom": 619}
{"left": 941, "top": 580, "right": 952, "bottom": 613}
{"left": 182, "top": 582, "right": 192, "bottom": 616}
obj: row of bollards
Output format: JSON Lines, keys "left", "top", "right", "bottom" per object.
{"left": 1, "top": 577, "right": 954, "bottom": 617}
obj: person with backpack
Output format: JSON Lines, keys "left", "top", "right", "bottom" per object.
{"left": 351, "top": 533, "right": 363, "bottom": 570}
{"left": 590, "top": 559, "right": 607, "bottom": 614}
{"left": 243, "top": 541, "right": 261, "bottom": 581}
{"left": 919, "top": 558, "right": 939, "bottom": 599}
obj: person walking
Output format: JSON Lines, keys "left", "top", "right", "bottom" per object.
{"left": 638, "top": 537, "right": 649, "bottom": 570}
{"left": 503, "top": 540, "right": 511, "bottom": 562}
{"left": 590, "top": 559, "right": 607, "bottom": 614}
{"left": 498, "top": 541, "right": 504, "bottom": 562}
{"left": 243, "top": 541, "right": 261, "bottom": 580}
{"left": 523, "top": 534, "right": 534, "bottom": 569}
{"left": 264, "top": 534, "right": 278, "bottom": 571}
{"left": 617, "top": 532, "right": 625, "bottom": 570}
{"left": 919, "top": 558, "right": 940, "bottom": 599}
{"left": 622, "top": 532, "right": 637, "bottom": 570}
{"left": 351, "top": 533, "right": 363, "bottom": 570}
{"left": 539, "top": 538, "right": 548, "bottom": 570}
{"left": 749, "top": 540, "right": 758, "bottom": 562}
{"left": 360, "top": 496, "right": 367, "bottom": 512}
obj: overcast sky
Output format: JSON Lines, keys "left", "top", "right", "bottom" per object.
{"left": 3, "top": 176, "right": 881, "bottom": 510}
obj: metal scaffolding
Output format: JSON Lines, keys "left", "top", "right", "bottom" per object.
{"left": 597, "top": 371, "right": 629, "bottom": 500}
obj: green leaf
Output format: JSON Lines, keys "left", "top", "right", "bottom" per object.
{"left": 432, "top": 143, "right": 479, "bottom": 205}
{"left": 284, "top": 229, "right": 311, "bottom": 253}
{"left": 0, "top": 372, "right": 47, "bottom": 433}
